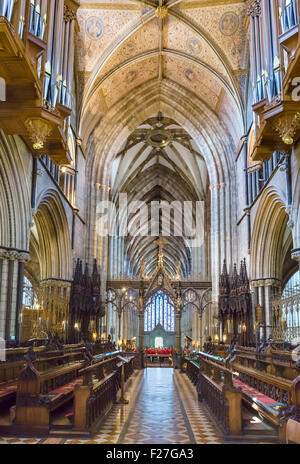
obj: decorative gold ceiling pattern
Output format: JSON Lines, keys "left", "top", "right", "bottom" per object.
{"left": 77, "top": 0, "right": 248, "bottom": 151}
{"left": 101, "top": 55, "right": 159, "bottom": 107}
{"left": 181, "top": 2, "right": 248, "bottom": 71}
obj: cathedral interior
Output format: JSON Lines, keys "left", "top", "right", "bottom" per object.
{"left": 1, "top": 0, "right": 300, "bottom": 447}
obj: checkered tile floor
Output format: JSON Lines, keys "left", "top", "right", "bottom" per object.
{"left": 174, "top": 371, "right": 222, "bottom": 444}
{"left": 64, "top": 370, "right": 144, "bottom": 444}
{"left": 120, "top": 368, "right": 194, "bottom": 444}
{"left": 0, "top": 368, "right": 222, "bottom": 444}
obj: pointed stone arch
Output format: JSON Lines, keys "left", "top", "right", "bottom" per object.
{"left": 33, "top": 189, "right": 73, "bottom": 281}
{"left": 84, "top": 79, "right": 238, "bottom": 306}
{"left": 0, "top": 132, "right": 31, "bottom": 251}
{"left": 250, "top": 187, "right": 294, "bottom": 282}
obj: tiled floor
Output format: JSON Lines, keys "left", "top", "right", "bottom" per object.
{"left": 119, "top": 368, "right": 194, "bottom": 444}
{"left": 174, "top": 370, "right": 222, "bottom": 444}
{"left": 0, "top": 368, "right": 222, "bottom": 444}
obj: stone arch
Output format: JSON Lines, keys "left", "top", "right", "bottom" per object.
{"left": 0, "top": 132, "right": 31, "bottom": 251}
{"left": 250, "top": 186, "right": 293, "bottom": 281}
{"left": 83, "top": 79, "right": 238, "bottom": 304}
{"left": 33, "top": 190, "right": 72, "bottom": 281}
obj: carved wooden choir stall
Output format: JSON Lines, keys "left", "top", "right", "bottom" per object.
{"left": 219, "top": 259, "right": 253, "bottom": 346}
{"left": 68, "top": 259, "right": 104, "bottom": 343}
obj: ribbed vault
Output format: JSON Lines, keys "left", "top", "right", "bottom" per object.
{"left": 108, "top": 114, "right": 208, "bottom": 277}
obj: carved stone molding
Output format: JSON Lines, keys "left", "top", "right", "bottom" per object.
{"left": 273, "top": 112, "right": 300, "bottom": 145}
{"left": 64, "top": 4, "right": 77, "bottom": 22}
{"left": 155, "top": 5, "right": 168, "bottom": 19}
{"left": 247, "top": 0, "right": 261, "bottom": 17}
{"left": 0, "top": 248, "right": 30, "bottom": 261}
{"left": 40, "top": 279, "right": 72, "bottom": 288}
{"left": 291, "top": 249, "right": 300, "bottom": 262}
{"left": 25, "top": 118, "right": 52, "bottom": 150}
{"left": 94, "top": 183, "right": 111, "bottom": 192}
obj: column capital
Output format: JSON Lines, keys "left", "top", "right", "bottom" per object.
{"left": 291, "top": 249, "right": 300, "bottom": 262}
{"left": 251, "top": 278, "right": 281, "bottom": 288}
{"left": 94, "top": 183, "right": 111, "bottom": 192}
{"left": 247, "top": 0, "right": 261, "bottom": 17}
{"left": 40, "top": 278, "right": 72, "bottom": 288}
{"left": 64, "top": 4, "right": 77, "bottom": 22}
{"left": 0, "top": 247, "right": 30, "bottom": 262}
{"left": 209, "top": 183, "right": 226, "bottom": 191}
{"left": 264, "top": 278, "right": 282, "bottom": 288}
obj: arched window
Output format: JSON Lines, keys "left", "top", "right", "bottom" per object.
{"left": 144, "top": 291, "right": 175, "bottom": 332}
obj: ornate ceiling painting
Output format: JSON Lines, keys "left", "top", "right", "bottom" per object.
{"left": 77, "top": 0, "right": 248, "bottom": 278}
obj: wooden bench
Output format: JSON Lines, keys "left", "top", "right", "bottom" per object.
{"left": 195, "top": 349, "right": 300, "bottom": 440}
{"left": 0, "top": 347, "right": 87, "bottom": 407}
{"left": 230, "top": 346, "right": 298, "bottom": 381}
{"left": 13, "top": 359, "right": 85, "bottom": 432}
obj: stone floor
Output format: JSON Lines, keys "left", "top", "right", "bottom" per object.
{"left": 119, "top": 368, "right": 221, "bottom": 444}
{"left": 0, "top": 368, "right": 222, "bottom": 444}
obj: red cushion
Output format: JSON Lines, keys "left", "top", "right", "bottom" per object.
{"left": 50, "top": 377, "right": 83, "bottom": 395}
{"left": 0, "top": 381, "right": 17, "bottom": 398}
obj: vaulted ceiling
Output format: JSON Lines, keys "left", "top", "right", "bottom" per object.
{"left": 109, "top": 114, "right": 208, "bottom": 276}
{"left": 77, "top": 0, "right": 248, "bottom": 148}
{"left": 76, "top": 0, "right": 249, "bottom": 278}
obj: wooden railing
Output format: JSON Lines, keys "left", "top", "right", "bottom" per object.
{"left": 188, "top": 347, "right": 300, "bottom": 441}
{"left": 0, "top": 346, "right": 86, "bottom": 384}
{"left": 230, "top": 346, "right": 298, "bottom": 381}
{"left": 74, "top": 354, "right": 136, "bottom": 433}
{"left": 85, "top": 373, "right": 118, "bottom": 430}
{"left": 185, "top": 357, "right": 242, "bottom": 436}
{"left": 230, "top": 363, "right": 293, "bottom": 407}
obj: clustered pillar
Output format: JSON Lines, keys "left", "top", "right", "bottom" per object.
{"left": 251, "top": 278, "right": 281, "bottom": 341}
{"left": 0, "top": 247, "right": 29, "bottom": 342}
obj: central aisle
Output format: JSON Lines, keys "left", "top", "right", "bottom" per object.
{"left": 119, "top": 368, "right": 193, "bottom": 444}
{"left": 118, "top": 368, "right": 221, "bottom": 445}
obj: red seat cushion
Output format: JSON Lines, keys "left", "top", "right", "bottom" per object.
{"left": 0, "top": 380, "right": 17, "bottom": 398}
{"left": 49, "top": 377, "right": 83, "bottom": 395}
{"left": 233, "top": 378, "right": 284, "bottom": 416}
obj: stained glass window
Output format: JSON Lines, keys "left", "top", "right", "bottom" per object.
{"left": 144, "top": 291, "right": 175, "bottom": 332}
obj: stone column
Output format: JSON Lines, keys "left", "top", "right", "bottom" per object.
{"left": 176, "top": 313, "right": 182, "bottom": 352}
{"left": 138, "top": 312, "right": 144, "bottom": 350}
{"left": 265, "top": 278, "right": 282, "bottom": 339}
{"left": 93, "top": 183, "right": 111, "bottom": 289}
{"left": 252, "top": 278, "right": 282, "bottom": 342}
{"left": 199, "top": 312, "right": 203, "bottom": 350}
{"left": 0, "top": 248, "right": 30, "bottom": 342}
{"left": 291, "top": 249, "right": 300, "bottom": 274}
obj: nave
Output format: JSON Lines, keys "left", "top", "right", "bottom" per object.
{"left": 2, "top": 0, "right": 300, "bottom": 447}
{"left": 0, "top": 360, "right": 282, "bottom": 446}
